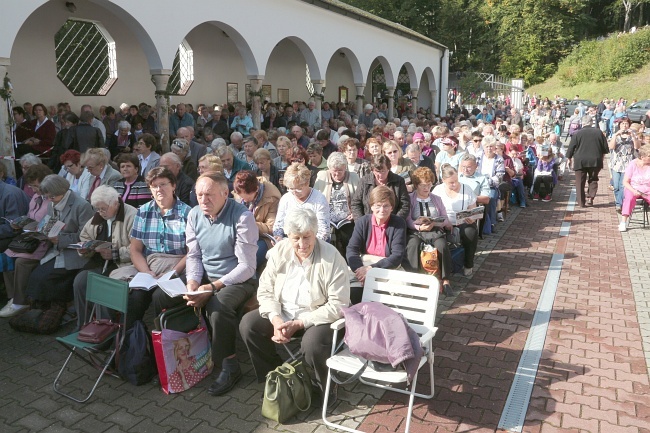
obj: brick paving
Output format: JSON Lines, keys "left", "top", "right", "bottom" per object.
{"left": 1, "top": 164, "right": 650, "bottom": 432}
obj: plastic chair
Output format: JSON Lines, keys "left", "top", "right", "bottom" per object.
{"left": 322, "top": 268, "right": 439, "bottom": 433}
{"left": 53, "top": 273, "right": 128, "bottom": 403}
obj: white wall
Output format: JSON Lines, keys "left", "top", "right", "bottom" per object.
{"left": 8, "top": 1, "right": 153, "bottom": 112}
{"left": 4, "top": 0, "right": 447, "bottom": 113}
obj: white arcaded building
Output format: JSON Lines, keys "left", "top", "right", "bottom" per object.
{"left": 0, "top": 0, "right": 449, "bottom": 168}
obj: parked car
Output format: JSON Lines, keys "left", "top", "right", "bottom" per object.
{"left": 627, "top": 99, "right": 650, "bottom": 123}
{"left": 565, "top": 99, "right": 594, "bottom": 115}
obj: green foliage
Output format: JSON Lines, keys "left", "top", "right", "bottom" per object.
{"left": 557, "top": 27, "right": 650, "bottom": 85}
{"left": 340, "top": 0, "right": 650, "bottom": 86}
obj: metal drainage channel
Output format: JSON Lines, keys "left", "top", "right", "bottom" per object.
{"left": 497, "top": 188, "right": 576, "bottom": 432}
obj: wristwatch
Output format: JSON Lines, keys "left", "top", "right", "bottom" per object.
{"left": 210, "top": 281, "right": 218, "bottom": 295}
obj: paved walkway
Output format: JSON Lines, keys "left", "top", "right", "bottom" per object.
{"left": 1, "top": 166, "right": 650, "bottom": 433}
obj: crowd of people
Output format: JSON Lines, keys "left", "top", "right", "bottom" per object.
{"left": 1, "top": 93, "right": 649, "bottom": 404}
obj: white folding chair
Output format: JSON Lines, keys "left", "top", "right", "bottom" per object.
{"left": 322, "top": 268, "right": 439, "bottom": 433}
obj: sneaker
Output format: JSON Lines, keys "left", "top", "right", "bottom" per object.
{"left": 618, "top": 221, "right": 627, "bottom": 232}
{"left": 542, "top": 195, "right": 552, "bottom": 202}
{"left": 534, "top": 193, "right": 540, "bottom": 200}
{"left": 0, "top": 303, "right": 29, "bottom": 318}
{"left": 463, "top": 267, "right": 473, "bottom": 277}
{"left": 520, "top": 202, "right": 527, "bottom": 208}
{"left": 497, "top": 212, "right": 504, "bottom": 222}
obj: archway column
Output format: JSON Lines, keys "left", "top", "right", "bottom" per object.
{"left": 411, "top": 88, "right": 419, "bottom": 116}
{"left": 0, "top": 59, "right": 15, "bottom": 178}
{"left": 249, "top": 77, "right": 263, "bottom": 130}
{"left": 430, "top": 90, "right": 437, "bottom": 115}
{"left": 355, "top": 85, "right": 365, "bottom": 117}
{"left": 151, "top": 70, "right": 171, "bottom": 153}
{"left": 386, "top": 86, "right": 396, "bottom": 121}
{"left": 312, "top": 80, "right": 324, "bottom": 119}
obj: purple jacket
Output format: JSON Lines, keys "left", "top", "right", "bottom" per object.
{"left": 536, "top": 157, "right": 557, "bottom": 184}
{"left": 342, "top": 302, "right": 424, "bottom": 383}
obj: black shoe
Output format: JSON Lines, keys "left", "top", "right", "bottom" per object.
{"left": 443, "top": 283, "right": 458, "bottom": 297}
{"left": 208, "top": 368, "right": 242, "bottom": 396}
{"left": 310, "top": 383, "right": 338, "bottom": 410}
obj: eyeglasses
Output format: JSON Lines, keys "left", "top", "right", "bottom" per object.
{"left": 386, "top": 150, "right": 399, "bottom": 155}
{"left": 149, "top": 182, "right": 171, "bottom": 191}
{"left": 472, "top": 139, "right": 482, "bottom": 143}
{"left": 288, "top": 188, "right": 304, "bottom": 194}
{"left": 94, "top": 206, "right": 110, "bottom": 213}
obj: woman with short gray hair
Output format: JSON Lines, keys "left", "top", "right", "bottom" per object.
{"left": 107, "top": 119, "right": 135, "bottom": 159}
{"left": 240, "top": 207, "right": 350, "bottom": 405}
{"left": 73, "top": 185, "right": 138, "bottom": 329}
{"left": 273, "top": 164, "right": 330, "bottom": 241}
{"left": 313, "top": 152, "right": 360, "bottom": 256}
{"left": 3, "top": 174, "right": 94, "bottom": 325}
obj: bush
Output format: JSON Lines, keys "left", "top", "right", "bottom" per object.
{"left": 557, "top": 28, "right": 650, "bottom": 86}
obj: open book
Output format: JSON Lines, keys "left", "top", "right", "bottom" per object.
{"left": 25, "top": 215, "right": 66, "bottom": 240}
{"left": 129, "top": 270, "right": 211, "bottom": 297}
{"left": 414, "top": 216, "right": 446, "bottom": 227}
{"left": 67, "top": 240, "right": 112, "bottom": 251}
{"left": 2, "top": 215, "right": 38, "bottom": 231}
{"left": 331, "top": 219, "right": 353, "bottom": 230}
{"left": 455, "top": 206, "right": 485, "bottom": 222}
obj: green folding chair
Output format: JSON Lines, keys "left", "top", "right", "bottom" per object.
{"left": 53, "top": 273, "right": 128, "bottom": 403}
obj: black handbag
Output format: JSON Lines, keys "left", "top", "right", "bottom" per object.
{"left": 7, "top": 232, "right": 41, "bottom": 253}
{"left": 153, "top": 305, "right": 200, "bottom": 333}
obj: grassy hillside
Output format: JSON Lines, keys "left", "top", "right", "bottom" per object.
{"left": 527, "top": 28, "right": 650, "bottom": 101}
{"left": 527, "top": 62, "right": 650, "bottom": 101}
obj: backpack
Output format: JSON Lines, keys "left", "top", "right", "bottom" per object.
{"left": 9, "top": 302, "right": 66, "bottom": 334}
{"left": 117, "top": 320, "right": 157, "bottom": 385}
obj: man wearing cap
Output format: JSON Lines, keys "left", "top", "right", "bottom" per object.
{"left": 358, "top": 104, "right": 378, "bottom": 129}
{"left": 566, "top": 114, "right": 608, "bottom": 207}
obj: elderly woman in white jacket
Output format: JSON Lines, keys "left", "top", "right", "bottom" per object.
{"left": 239, "top": 208, "right": 350, "bottom": 405}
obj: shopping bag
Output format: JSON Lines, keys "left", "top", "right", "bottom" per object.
{"left": 152, "top": 316, "right": 214, "bottom": 394}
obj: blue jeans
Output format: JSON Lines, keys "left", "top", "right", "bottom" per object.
{"left": 612, "top": 171, "right": 625, "bottom": 207}
{"left": 256, "top": 238, "right": 269, "bottom": 270}
{"left": 512, "top": 178, "right": 526, "bottom": 205}
{"left": 487, "top": 188, "right": 499, "bottom": 224}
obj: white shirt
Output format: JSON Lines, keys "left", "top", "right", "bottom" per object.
{"left": 272, "top": 253, "right": 313, "bottom": 322}
{"left": 432, "top": 183, "right": 477, "bottom": 225}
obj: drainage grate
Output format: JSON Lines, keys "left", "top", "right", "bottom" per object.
{"left": 497, "top": 188, "right": 575, "bottom": 432}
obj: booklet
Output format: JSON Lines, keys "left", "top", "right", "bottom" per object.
{"left": 330, "top": 219, "right": 353, "bottom": 230}
{"left": 67, "top": 240, "right": 112, "bottom": 251}
{"left": 25, "top": 215, "right": 66, "bottom": 240}
{"left": 2, "top": 215, "right": 38, "bottom": 231}
{"left": 129, "top": 270, "right": 211, "bottom": 297}
{"left": 456, "top": 206, "right": 485, "bottom": 222}
{"left": 414, "top": 216, "right": 446, "bottom": 226}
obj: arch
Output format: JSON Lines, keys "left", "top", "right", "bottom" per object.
{"left": 369, "top": 57, "right": 395, "bottom": 88}
{"left": 205, "top": 22, "right": 259, "bottom": 78}
{"left": 331, "top": 48, "right": 364, "bottom": 85}
{"left": 87, "top": 0, "right": 162, "bottom": 71}
{"left": 400, "top": 62, "right": 419, "bottom": 90}
{"left": 270, "top": 36, "right": 322, "bottom": 81}
{"left": 421, "top": 66, "right": 437, "bottom": 92}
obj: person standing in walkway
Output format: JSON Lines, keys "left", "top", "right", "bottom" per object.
{"left": 566, "top": 115, "right": 608, "bottom": 207}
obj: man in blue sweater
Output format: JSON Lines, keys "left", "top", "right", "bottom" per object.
{"left": 153, "top": 171, "right": 258, "bottom": 395}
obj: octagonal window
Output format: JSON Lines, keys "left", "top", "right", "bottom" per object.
{"left": 167, "top": 40, "right": 194, "bottom": 95}
{"left": 54, "top": 19, "right": 117, "bottom": 96}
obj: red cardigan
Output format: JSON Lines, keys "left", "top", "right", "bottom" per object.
{"left": 29, "top": 118, "right": 56, "bottom": 155}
